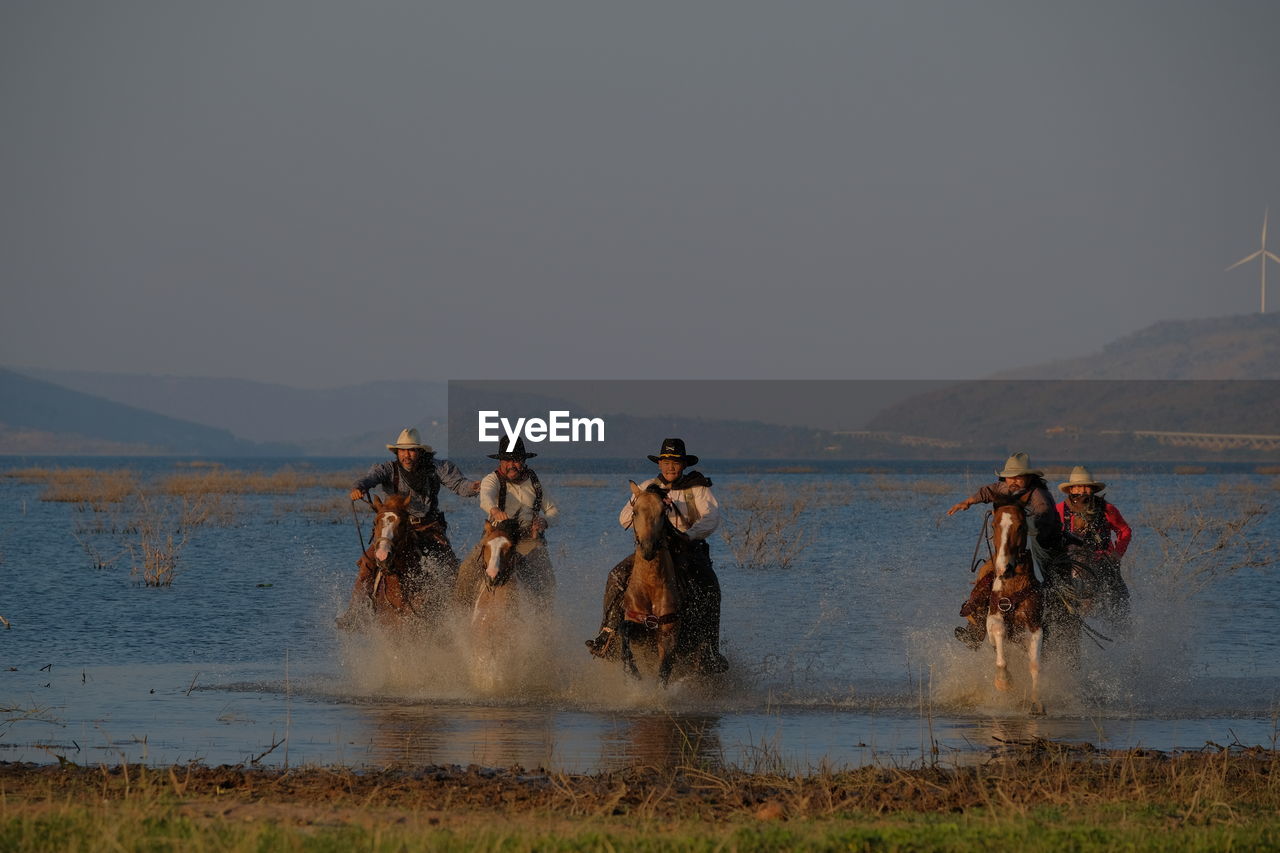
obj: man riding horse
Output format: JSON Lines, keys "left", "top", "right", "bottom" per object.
{"left": 455, "top": 437, "right": 559, "bottom": 607}
{"left": 1056, "top": 465, "right": 1132, "bottom": 629}
{"left": 948, "top": 452, "right": 1067, "bottom": 648}
{"left": 337, "top": 427, "right": 480, "bottom": 628}
{"left": 586, "top": 438, "right": 730, "bottom": 674}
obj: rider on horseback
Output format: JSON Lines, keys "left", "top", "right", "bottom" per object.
{"left": 455, "top": 437, "right": 559, "bottom": 606}
{"left": 1056, "top": 465, "right": 1132, "bottom": 628}
{"left": 338, "top": 428, "right": 480, "bottom": 628}
{"left": 586, "top": 438, "right": 730, "bottom": 674}
{"left": 948, "top": 452, "right": 1066, "bottom": 647}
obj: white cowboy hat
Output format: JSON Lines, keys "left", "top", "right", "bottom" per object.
{"left": 386, "top": 427, "right": 434, "bottom": 453}
{"left": 995, "top": 452, "right": 1043, "bottom": 478}
{"left": 1059, "top": 465, "right": 1106, "bottom": 494}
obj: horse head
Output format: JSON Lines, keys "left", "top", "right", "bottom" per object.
{"left": 370, "top": 494, "right": 412, "bottom": 569}
{"left": 482, "top": 518, "right": 521, "bottom": 583}
{"left": 629, "top": 480, "right": 668, "bottom": 562}
{"left": 991, "top": 504, "right": 1029, "bottom": 579}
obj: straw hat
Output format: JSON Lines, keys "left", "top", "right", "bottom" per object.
{"left": 647, "top": 437, "right": 699, "bottom": 466}
{"left": 995, "top": 452, "right": 1043, "bottom": 478}
{"left": 1059, "top": 465, "right": 1106, "bottom": 494}
{"left": 386, "top": 427, "right": 434, "bottom": 453}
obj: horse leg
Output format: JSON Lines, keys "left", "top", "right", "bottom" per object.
{"left": 1026, "top": 625, "right": 1045, "bottom": 716}
{"left": 987, "top": 612, "right": 1011, "bottom": 691}
{"left": 620, "top": 622, "right": 640, "bottom": 679}
{"left": 656, "top": 623, "right": 678, "bottom": 687}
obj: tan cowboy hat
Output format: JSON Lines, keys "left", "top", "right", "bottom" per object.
{"left": 995, "top": 452, "right": 1043, "bottom": 478}
{"left": 386, "top": 427, "right": 434, "bottom": 453}
{"left": 647, "top": 437, "right": 699, "bottom": 466}
{"left": 1059, "top": 465, "right": 1106, "bottom": 494}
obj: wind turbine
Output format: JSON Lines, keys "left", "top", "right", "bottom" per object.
{"left": 1225, "top": 208, "right": 1279, "bottom": 313}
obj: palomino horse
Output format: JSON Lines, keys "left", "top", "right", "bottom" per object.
{"left": 620, "top": 481, "right": 681, "bottom": 686}
{"left": 981, "top": 504, "right": 1045, "bottom": 715}
{"left": 467, "top": 519, "right": 523, "bottom": 686}
{"left": 341, "top": 494, "right": 432, "bottom": 629}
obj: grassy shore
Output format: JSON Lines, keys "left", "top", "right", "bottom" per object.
{"left": 2, "top": 745, "right": 1278, "bottom": 851}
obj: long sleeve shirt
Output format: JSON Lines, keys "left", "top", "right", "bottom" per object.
{"left": 965, "top": 479, "right": 1063, "bottom": 552}
{"left": 619, "top": 476, "right": 720, "bottom": 541}
{"left": 353, "top": 458, "right": 477, "bottom": 519}
{"left": 479, "top": 471, "right": 559, "bottom": 530}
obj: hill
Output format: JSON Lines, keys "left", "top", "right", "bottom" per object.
{"left": 990, "top": 313, "right": 1280, "bottom": 380}
{"left": 0, "top": 369, "right": 294, "bottom": 456}
{"left": 13, "top": 368, "right": 448, "bottom": 445}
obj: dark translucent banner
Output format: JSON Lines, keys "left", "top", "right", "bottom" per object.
{"left": 446, "top": 380, "right": 1279, "bottom": 463}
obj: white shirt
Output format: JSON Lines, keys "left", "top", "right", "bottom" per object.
{"left": 479, "top": 471, "right": 558, "bottom": 529}
{"left": 618, "top": 476, "right": 719, "bottom": 541}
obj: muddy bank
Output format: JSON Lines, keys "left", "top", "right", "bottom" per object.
{"left": 4, "top": 743, "right": 1278, "bottom": 823}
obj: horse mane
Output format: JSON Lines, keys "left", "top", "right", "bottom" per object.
{"left": 489, "top": 518, "right": 521, "bottom": 541}
{"left": 644, "top": 483, "right": 666, "bottom": 496}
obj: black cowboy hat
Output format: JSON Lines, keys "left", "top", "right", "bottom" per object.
{"left": 647, "top": 437, "right": 698, "bottom": 466}
{"left": 487, "top": 436, "right": 538, "bottom": 461}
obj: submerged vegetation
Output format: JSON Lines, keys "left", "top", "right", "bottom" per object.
{"left": 4, "top": 464, "right": 357, "bottom": 586}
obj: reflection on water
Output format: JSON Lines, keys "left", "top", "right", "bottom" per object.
{"left": 1, "top": 457, "right": 1277, "bottom": 771}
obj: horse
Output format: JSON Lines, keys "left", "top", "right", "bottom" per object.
{"left": 619, "top": 481, "right": 681, "bottom": 686}
{"left": 978, "top": 503, "right": 1045, "bottom": 715}
{"left": 338, "top": 494, "right": 439, "bottom": 631}
{"left": 467, "top": 518, "right": 524, "bottom": 688}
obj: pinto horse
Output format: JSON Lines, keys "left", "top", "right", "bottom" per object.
{"left": 981, "top": 504, "right": 1045, "bottom": 715}
{"left": 620, "top": 481, "right": 681, "bottom": 686}
{"left": 340, "top": 494, "right": 431, "bottom": 629}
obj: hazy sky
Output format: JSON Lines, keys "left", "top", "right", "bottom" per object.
{"left": 3, "top": 2, "right": 1277, "bottom": 387}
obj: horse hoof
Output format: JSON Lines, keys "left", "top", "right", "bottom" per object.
{"left": 1030, "top": 701, "right": 1046, "bottom": 717}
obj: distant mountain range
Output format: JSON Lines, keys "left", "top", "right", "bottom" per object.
{"left": 989, "top": 313, "right": 1280, "bottom": 380}
{"left": 3, "top": 314, "right": 1276, "bottom": 458}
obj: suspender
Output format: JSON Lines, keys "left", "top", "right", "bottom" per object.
{"left": 496, "top": 469, "right": 542, "bottom": 515}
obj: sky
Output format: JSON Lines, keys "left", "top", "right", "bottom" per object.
{"left": 2, "top": 1, "right": 1277, "bottom": 388}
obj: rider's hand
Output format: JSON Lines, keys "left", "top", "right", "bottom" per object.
{"left": 947, "top": 500, "right": 969, "bottom": 516}
{"left": 350, "top": 488, "right": 366, "bottom": 501}
{"left": 489, "top": 508, "right": 510, "bottom": 523}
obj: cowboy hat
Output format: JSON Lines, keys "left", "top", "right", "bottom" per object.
{"left": 386, "top": 427, "right": 434, "bottom": 453}
{"left": 647, "top": 437, "right": 699, "bottom": 466}
{"left": 1059, "top": 465, "right": 1106, "bottom": 494}
{"left": 487, "top": 436, "right": 537, "bottom": 461}
{"left": 995, "top": 452, "right": 1043, "bottom": 478}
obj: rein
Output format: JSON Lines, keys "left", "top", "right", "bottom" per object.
{"left": 970, "top": 511, "right": 993, "bottom": 572}
{"left": 350, "top": 496, "right": 373, "bottom": 551}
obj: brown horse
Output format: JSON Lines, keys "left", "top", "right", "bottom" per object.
{"left": 339, "top": 494, "right": 432, "bottom": 630}
{"left": 979, "top": 504, "right": 1045, "bottom": 714}
{"left": 620, "top": 481, "right": 681, "bottom": 686}
{"left": 468, "top": 518, "right": 524, "bottom": 686}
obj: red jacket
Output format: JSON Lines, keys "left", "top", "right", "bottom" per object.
{"left": 1056, "top": 499, "right": 1131, "bottom": 558}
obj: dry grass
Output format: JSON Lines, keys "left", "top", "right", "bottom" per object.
{"left": 1139, "top": 489, "right": 1273, "bottom": 599}
{"left": 559, "top": 477, "right": 610, "bottom": 488}
{"left": 1, "top": 744, "right": 1277, "bottom": 823}
{"left": 1174, "top": 465, "right": 1209, "bottom": 475}
{"left": 156, "top": 467, "right": 353, "bottom": 495}
{"left": 2, "top": 468, "right": 140, "bottom": 508}
{"left": 720, "top": 482, "right": 813, "bottom": 570}
{"left": 1256, "top": 465, "right": 1280, "bottom": 475}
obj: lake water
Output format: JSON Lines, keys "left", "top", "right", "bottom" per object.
{"left": 2, "top": 456, "right": 1277, "bottom": 772}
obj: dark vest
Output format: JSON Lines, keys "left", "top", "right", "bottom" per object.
{"left": 390, "top": 463, "right": 441, "bottom": 517}
{"left": 1062, "top": 497, "right": 1111, "bottom": 551}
